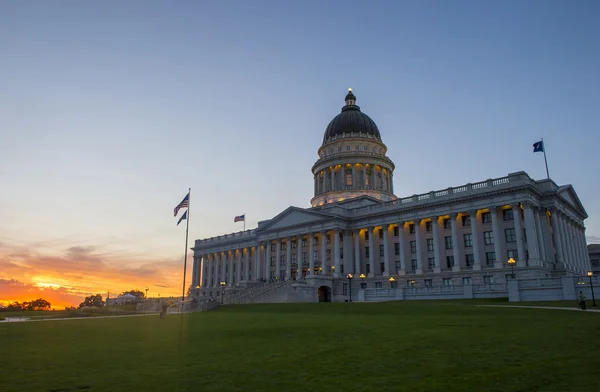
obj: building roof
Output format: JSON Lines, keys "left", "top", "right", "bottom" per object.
{"left": 322, "top": 89, "right": 381, "bottom": 144}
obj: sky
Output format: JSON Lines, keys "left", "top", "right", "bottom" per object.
{"left": 1, "top": 0, "right": 599, "bottom": 308}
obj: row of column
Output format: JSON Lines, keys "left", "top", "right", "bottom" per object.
{"left": 194, "top": 203, "right": 590, "bottom": 288}
{"left": 314, "top": 163, "right": 393, "bottom": 195}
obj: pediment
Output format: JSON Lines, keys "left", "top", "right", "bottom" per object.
{"left": 557, "top": 185, "right": 588, "bottom": 219}
{"left": 258, "top": 207, "right": 333, "bottom": 232}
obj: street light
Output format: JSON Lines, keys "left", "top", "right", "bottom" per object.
{"left": 508, "top": 258, "right": 516, "bottom": 279}
{"left": 389, "top": 276, "right": 396, "bottom": 288}
{"left": 346, "top": 273, "right": 353, "bottom": 302}
{"left": 588, "top": 272, "right": 597, "bottom": 307}
{"left": 220, "top": 281, "right": 226, "bottom": 304}
{"left": 360, "top": 273, "right": 366, "bottom": 289}
{"left": 145, "top": 286, "right": 149, "bottom": 299}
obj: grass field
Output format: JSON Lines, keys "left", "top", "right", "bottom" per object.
{"left": 1, "top": 300, "right": 599, "bottom": 392}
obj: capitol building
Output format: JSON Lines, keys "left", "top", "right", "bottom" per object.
{"left": 191, "top": 90, "right": 591, "bottom": 303}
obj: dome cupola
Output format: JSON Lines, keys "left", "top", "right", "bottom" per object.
{"left": 322, "top": 88, "right": 381, "bottom": 144}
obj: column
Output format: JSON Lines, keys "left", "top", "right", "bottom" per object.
{"left": 244, "top": 248, "right": 250, "bottom": 282}
{"left": 539, "top": 209, "right": 555, "bottom": 265}
{"left": 382, "top": 224, "right": 391, "bottom": 276}
{"left": 285, "top": 236, "right": 292, "bottom": 280}
{"left": 490, "top": 206, "right": 505, "bottom": 269}
{"left": 512, "top": 203, "right": 526, "bottom": 267}
{"left": 580, "top": 225, "right": 591, "bottom": 271}
{"left": 450, "top": 213, "right": 462, "bottom": 272}
{"left": 333, "top": 229, "right": 341, "bottom": 278}
{"left": 523, "top": 202, "right": 541, "bottom": 266}
{"left": 220, "top": 252, "right": 226, "bottom": 284}
{"left": 362, "top": 164, "right": 367, "bottom": 188}
{"left": 343, "top": 230, "right": 353, "bottom": 275}
{"left": 332, "top": 167, "right": 336, "bottom": 191}
{"left": 320, "top": 231, "right": 327, "bottom": 275}
{"left": 368, "top": 227, "right": 376, "bottom": 277}
{"left": 534, "top": 207, "right": 547, "bottom": 263}
{"left": 191, "top": 256, "right": 198, "bottom": 287}
{"left": 265, "top": 242, "right": 272, "bottom": 280}
{"left": 561, "top": 216, "right": 575, "bottom": 271}
{"left": 354, "top": 229, "right": 361, "bottom": 274}
{"left": 297, "top": 234, "right": 303, "bottom": 278}
{"left": 573, "top": 223, "right": 584, "bottom": 271}
{"left": 470, "top": 210, "right": 482, "bottom": 270}
{"left": 566, "top": 220, "right": 580, "bottom": 271}
{"left": 206, "top": 254, "right": 212, "bottom": 287}
{"left": 235, "top": 249, "right": 242, "bottom": 284}
{"left": 551, "top": 210, "right": 565, "bottom": 267}
{"left": 415, "top": 219, "right": 423, "bottom": 274}
{"left": 308, "top": 232, "right": 315, "bottom": 275}
{"left": 398, "top": 222, "right": 407, "bottom": 274}
{"left": 324, "top": 169, "right": 330, "bottom": 192}
{"left": 228, "top": 251, "right": 234, "bottom": 286}
{"left": 275, "top": 239, "right": 282, "bottom": 279}
{"left": 351, "top": 164, "right": 357, "bottom": 189}
{"left": 255, "top": 244, "right": 262, "bottom": 281}
{"left": 432, "top": 216, "right": 442, "bottom": 273}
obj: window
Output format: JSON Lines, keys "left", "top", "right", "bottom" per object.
{"left": 425, "top": 221, "right": 432, "bottom": 232}
{"left": 428, "top": 257, "right": 435, "bottom": 269}
{"left": 394, "top": 242, "right": 399, "bottom": 255}
{"left": 425, "top": 279, "right": 433, "bottom": 287}
{"left": 380, "top": 262, "right": 384, "bottom": 272}
{"left": 280, "top": 256, "right": 285, "bottom": 265}
{"left": 463, "top": 277, "right": 472, "bottom": 285}
{"left": 375, "top": 282, "right": 382, "bottom": 288}
{"left": 366, "top": 264, "right": 371, "bottom": 274}
{"left": 313, "top": 237, "right": 319, "bottom": 245}
{"left": 342, "top": 283, "right": 348, "bottom": 295}
{"left": 291, "top": 254, "right": 297, "bottom": 264}
{"left": 445, "top": 236, "right": 453, "bottom": 249}
{"left": 462, "top": 215, "right": 471, "bottom": 226}
{"left": 302, "top": 239, "right": 307, "bottom": 248}
{"left": 365, "top": 246, "right": 370, "bottom": 258}
{"left": 341, "top": 265, "right": 344, "bottom": 274}
{"left": 364, "top": 231, "right": 369, "bottom": 240}
{"left": 484, "top": 276, "right": 495, "bottom": 284}
{"left": 443, "top": 278, "right": 452, "bottom": 286}
{"left": 505, "top": 228, "right": 516, "bottom": 243}
{"left": 346, "top": 145, "right": 350, "bottom": 151}
{"left": 379, "top": 229, "right": 383, "bottom": 239}
{"left": 395, "top": 261, "right": 401, "bottom": 269}
{"left": 393, "top": 226, "right": 399, "bottom": 236}
{"left": 411, "top": 259, "right": 418, "bottom": 270}
{"left": 485, "top": 252, "right": 495, "bottom": 265}
{"left": 482, "top": 212, "right": 492, "bottom": 223}
{"left": 379, "top": 245, "right": 384, "bottom": 257}
{"left": 443, "top": 218, "right": 451, "bottom": 230}
{"left": 292, "top": 240, "right": 297, "bottom": 249}
{"left": 360, "top": 281, "right": 367, "bottom": 289}
{"left": 503, "top": 209, "right": 514, "bottom": 220}
{"left": 410, "top": 241, "right": 416, "bottom": 253}
{"left": 465, "top": 254, "right": 474, "bottom": 267}
{"left": 483, "top": 231, "right": 494, "bottom": 245}
{"left": 326, "top": 249, "right": 331, "bottom": 260}
{"left": 303, "top": 252, "right": 308, "bottom": 262}
{"left": 326, "top": 235, "right": 331, "bottom": 244}
{"left": 409, "top": 224, "right": 415, "bottom": 234}
{"left": 281, "top": 243, "right": 286, "bottom": 250}
{"left": 507, "top": 249, "right": 518, "bottom": 259}
{"left": 340, "top": 248, "right": 344, "bottom": 259}
{"left": 464, "top": 233, "right": 473, "bottom": 247}
{"left": 270, "top": 256, "right": 275, "bottom": 266}
{"left": 406, "top": 280, "right": 415, "bottom": 287}
{"left": 446, "top": 256, "right": 454, "bottom": 268}
{"left": 427, "top": 238, "right": 434, "bottom": 251}
{"left": 313, "top": 251, "right": 318, "bottom": 261}
{"left": 271, "top": 244, "right": 276, "bottom": 251}
{"left": 345, "top": 168, "right": 352, "bottom": 185}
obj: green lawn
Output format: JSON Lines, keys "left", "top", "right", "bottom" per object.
{"left": 1, "top": 300, "right": 599, "bottom": 392}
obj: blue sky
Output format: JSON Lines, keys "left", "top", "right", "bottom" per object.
{"left": 0, "top": 0, "right": 599, "bottom": 299}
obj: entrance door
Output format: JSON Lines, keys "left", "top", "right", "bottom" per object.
{"left": 318, "top": 286, "right": 331, "bottom": 302}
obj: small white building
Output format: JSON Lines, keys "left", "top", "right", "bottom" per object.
{"left": 191, "top": 89, "right": 591, "bottom": 303}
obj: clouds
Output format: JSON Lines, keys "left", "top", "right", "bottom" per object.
{"left": 0, "top": 240, "right": 188, "bottom": 308}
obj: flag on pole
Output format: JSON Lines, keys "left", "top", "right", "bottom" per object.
{"left": 177, "top": 210, "right": 187, "bottom": 226}
{"left": 234, "top": 214, "right": 245, "bottom": 222}
{"left": 533, "top": 140, "right": 544, "bottom": 153}
{"left": 174, "top": 193, "right": 189, "bottom": 216}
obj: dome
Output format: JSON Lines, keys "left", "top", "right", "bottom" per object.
{"left": 322, "top": 89, "right": 381, "bottom": 144}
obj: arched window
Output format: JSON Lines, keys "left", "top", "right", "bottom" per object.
{"left": 365, "top": 167, "right": 372, "bottom": 186}
{"left": 345, "top": 168, "right": 353, "bottom": 186}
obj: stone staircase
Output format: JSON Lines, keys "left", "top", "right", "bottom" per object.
{"left": 225, "top": 279, "right": 297, "bottom": 304}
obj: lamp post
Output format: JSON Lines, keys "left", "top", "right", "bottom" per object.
{"left": 508, "top": 258, "right": 516, "bottom": 279}
{"left": 346, "top": 273, "right": 353, "bottom": 302}
{"left": 220, "top": 281, "right": 226, "bottom": 304}
{"left": 389, "top": 276, "right": 396, "bottom": 288}
{"left": 360, "top": 273, "right": 366, "bottom": 289}
{"left": 588, "top": 272, "right": 597, "bottom": 307}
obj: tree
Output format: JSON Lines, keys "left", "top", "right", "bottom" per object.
{"left": 122, "top": 290, "right": 145, "bottom": 301}
{"left": 79, "top": 294, "right": 104, "bottom": 308}
{"left": 27, "top": 298, "right": 51, "bottom": 311}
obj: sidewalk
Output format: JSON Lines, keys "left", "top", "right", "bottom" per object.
{"left": 0, "top": 312, "right": 160, "bottom": 323}
{"left": 477, "top": 305, "right": 600, "bottom": 313}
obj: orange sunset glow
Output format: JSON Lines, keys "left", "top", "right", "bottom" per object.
{"left": 0, "top": 242, "right": 191, "bottom": 309}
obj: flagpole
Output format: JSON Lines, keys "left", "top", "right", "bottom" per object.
{"left": 243, "top": 213, "right": 246, "bottom": 231}
{"left": 542, "top": 137, "right": 550, "bottom": 179}
{"left": 181, "top": 187, "right": 191, "bottom": 311}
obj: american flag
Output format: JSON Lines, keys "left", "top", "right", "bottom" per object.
{"left": 174, "top": 193, "right": 189, "bottom": 217}
{"left": 234, "top": 214, "right": 245, "bottom": 222}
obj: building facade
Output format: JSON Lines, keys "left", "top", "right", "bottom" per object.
{"left": 191, "top": 90, "right": 591, "bottom": 302}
